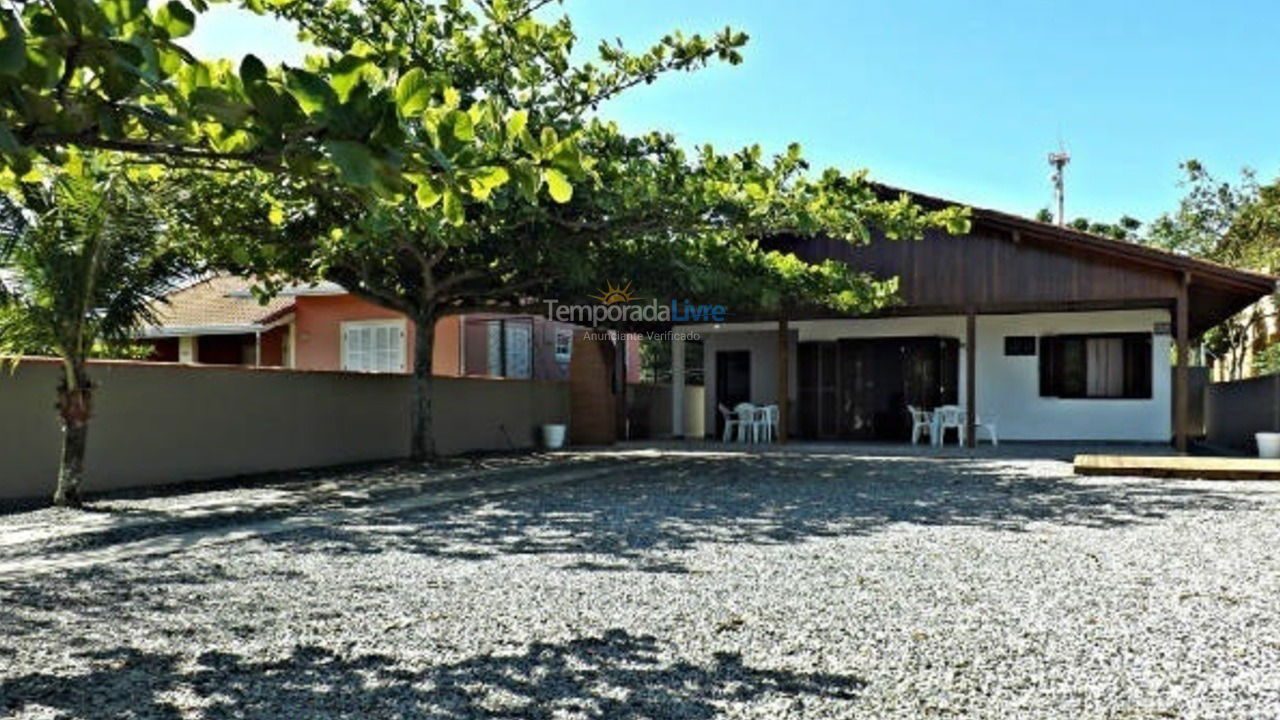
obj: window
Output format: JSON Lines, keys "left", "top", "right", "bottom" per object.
{"left": 341, "top": 320, "right": 406, "bottom": 373}
{"left": 554, "top": 328, "right": 573, "bottom": 363}
{"left": 485, "top": 319, "right": 533, "bottom": 378}
{"left": 1004, "top": 336, "right": 1036, "bottom": 356}
{"left": 1039, "top": 333, "right": 1152, "bottom": 399}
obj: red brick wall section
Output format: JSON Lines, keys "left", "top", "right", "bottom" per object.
{"left": 568, "top": 330, "right": 616, "bottom": 445}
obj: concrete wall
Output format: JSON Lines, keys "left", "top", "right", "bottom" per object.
{"left": 1207, "top": 374, "right": 1280, "bottom": 453}
{"left": 629, "top": 384, "right": 705, "bottom": 439}
{"left": 693, "top": 309, "right": 1172, "bottom": 442}
{"left": 0, "top": 359, "right": 569, "bottom": 500}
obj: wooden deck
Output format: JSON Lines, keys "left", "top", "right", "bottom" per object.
{"left": 1074, "top": 454, "right": 1280, "bottom": 480}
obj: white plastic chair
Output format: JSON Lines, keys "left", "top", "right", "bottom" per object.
{"left": 733, "top": 402, "right": 757, "bottom": 443}
{"left": 907, "top": 405, "right": 932, "bottom": 445}
{"left": 753, "top": 404, "right": 779, "bottom": 443}
{"left": 933, "top": 405, "right": 965, "bottom": 446}
{"left": 975, "top": 414, "right": 999, "bottom": 446}
{"left": 718, "top": 403, "right": 741, "bottom": 443}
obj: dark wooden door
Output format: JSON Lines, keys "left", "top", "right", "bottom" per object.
{"left": 715, "top": 351, "right": 751, "bottom": 437}
{"left": 835, "top": 337, "right": 959, "bottom": 441}
{"left": 798, "top": 342, "right": 840, "bottom": 439}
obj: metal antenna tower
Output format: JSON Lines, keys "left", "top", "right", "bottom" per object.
{"left": 1048, "top": 150, "right": 1070, "bottom": 225}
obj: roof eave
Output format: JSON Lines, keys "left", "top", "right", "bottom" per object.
{"left": 135, "top": 324, "right": 267, "bottom": 338}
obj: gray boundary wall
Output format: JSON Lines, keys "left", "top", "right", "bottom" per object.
{"left": 1206, "top": 374, "right": 1280, "bottom": 454}
{"left": 0, "top": 358, "right": 570, "bottom": 500}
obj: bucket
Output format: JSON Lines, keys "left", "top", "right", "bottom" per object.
{"left": 1256, "top": 432, "right": 1280, "bottom": 459}
{"left": 542, "top": 423, "right": 567, "bottom": 449}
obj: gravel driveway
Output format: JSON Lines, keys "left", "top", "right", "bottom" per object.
{"left": 2, "top": 449, "right": 1278, "bottom": 719}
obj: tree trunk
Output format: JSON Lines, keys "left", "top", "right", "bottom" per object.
{"left": 410, "top": 315, "right": 436, "bottom": 462}
{"left": 54, "top": 364, "right": 92, "bottom": 508}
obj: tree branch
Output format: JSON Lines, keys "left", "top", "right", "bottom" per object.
{"left": 24, "top": 133, "right": 279, "bottom": 167}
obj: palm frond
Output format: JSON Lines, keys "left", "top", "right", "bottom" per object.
{"left": 0, "top": 158, "right": 196, "bottom": 361}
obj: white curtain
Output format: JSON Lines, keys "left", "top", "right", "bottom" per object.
{"left": 504, "top": 322, "right": 532, "bottom": 378}
{"left": 486, "top": 320, "right": 533, "bottom": 378}
{"left": 1086, "top": 337, "right": 1124, "bottom": 397}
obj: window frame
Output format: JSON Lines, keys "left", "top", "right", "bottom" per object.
{"left": 484, "top": 318, "right": 534, "bottom": 378}
{"left": 1039, "top": 332, "right": 1153, "bottom": 400}
{"left": 554, "top": 328, "right": 574, "bottom": 363}
{"left": 340, "top": 319, "right": 408, "bottom": 374}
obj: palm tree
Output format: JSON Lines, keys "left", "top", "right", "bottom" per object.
{"left": 0, "top": 160, "right": 192, "bottom": 507}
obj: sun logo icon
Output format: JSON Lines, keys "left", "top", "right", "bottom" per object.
{"left": 589, "top": 281, "right": 638, "bottom": 305}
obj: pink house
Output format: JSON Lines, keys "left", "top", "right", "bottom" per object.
{"left": 139, "top": 275, "right": 641, "bottom": 381}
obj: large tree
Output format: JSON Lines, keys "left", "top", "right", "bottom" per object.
{"left": 0, "top": 155, "right": 193, "bottom": 506}
{"left": 2, "top": 0, "right": 969, "bottom": 460}
{"left": 181, "top": 0, "right": 968, "bottom": 460}
{"left": 1145, "top": 160, "right": 1280, "bottom": 379}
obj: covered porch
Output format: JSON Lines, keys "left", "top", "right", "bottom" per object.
{"left": 670, "top": 307, "right": 1183, "bottom": 448}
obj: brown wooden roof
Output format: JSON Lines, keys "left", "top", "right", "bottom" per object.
{"left": 769, "top": 184, "right": 1276, "bottom": 336}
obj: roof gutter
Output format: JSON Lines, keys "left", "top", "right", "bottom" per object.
{"left": 134, "top": 324, "right": 269, "bottom": 338}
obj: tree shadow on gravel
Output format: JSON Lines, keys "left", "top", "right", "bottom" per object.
{"left": 253, "top": 452, "right": 1269, "bottom": 572}
{"left": 0, "top": 629, "right": 864, "bottom": 719}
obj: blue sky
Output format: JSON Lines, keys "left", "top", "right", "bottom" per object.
{"left": 187, "top": 0, "right": 1280, "bottom": 224}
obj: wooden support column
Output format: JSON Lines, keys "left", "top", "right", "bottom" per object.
{"left": 965, "top": 308, "right": 976, "bottom": 449}
{"left": 1175, "top": 272, "right": 1191, "bottom": 453}
{"left": 777, "top": 316, "right": 790, "bottom": 444}
{"left": 671, "top": 332, "right": 686, "bottom": 439}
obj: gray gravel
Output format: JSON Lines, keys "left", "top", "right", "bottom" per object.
{"left": 2, "top": 449, "right": 1279, "bottom": 718}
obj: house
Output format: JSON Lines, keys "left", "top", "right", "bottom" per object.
{"left": 138, "top": 275, "right": 642, "bottom": 382}
{"left": 669, "top": 187, "right": 1278, "bottom": 450}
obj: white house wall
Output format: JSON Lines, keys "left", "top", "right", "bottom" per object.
{"left": 701, "top": 329, "right": 799, "bottom": 435}
{"left": 975, "top": 310, "right": 1171, "bottom": 442}
{"left": 691, "top": 308, "right": 1172, "bottom": 443}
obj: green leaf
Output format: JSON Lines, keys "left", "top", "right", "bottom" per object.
{"left": 0, "top": 122, "right": 20, "bottom": 154}
{"left": 442, "top": 86, "right": 460, "bottom": 109}
{"left": 101, "top": 0, "right": 146, "bottom": 25}
{"left": 510, "top": 163, "right": 538, "bottom": 202}
{"left": 239, "top": 54, "right": 267, "bottom": 86}
{"left": 329, "top": 54, "right": 371, "bottom": 102}
{"left": 549, "top": 141, "right": 582, "bottom": 176}
{"left": 0, "top": 11, "right": 26, "bottom": 76}
{"left": 285, "top": 68, "right": 337, "bottom": 115}
{"left": 414, "top": 176, "right": 442, "bottom": 208}
{"left": 395, "top": 67, "right": 432, "bottom": 117}
{"left": 244, "top": 82, "right": 299, "bottom": 128}
{"left": 505, "top": 110, "right": 527, "bottom": 139}
{"left": 544, "top": 168, "right": 572, "bottom": 203}
{"left": 464, "top": 166, "right": 509, "bottom": 200}
{"left": 154, "top": 1, "right": 196, "bottom": 38}
{"left": 323, "top": 139, "right": 376, "bottom": 186}
{"left": 50, "top": 0, "right": 81, "bottom": 35}
{"left": 442, "top": 188, "right": 464, "bottom": 225}
{"left": 446, "top": 109, "right": 474, "bottom": 143}
{"left": 189, "top": 87, "right": 253, "bottom": 124}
